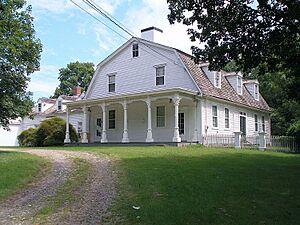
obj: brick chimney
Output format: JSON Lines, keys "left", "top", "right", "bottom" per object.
{"left": 73, "top": 86, "right": 81, "bottom": 96}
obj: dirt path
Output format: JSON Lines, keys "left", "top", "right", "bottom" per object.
{"left": 0, "top": 149, "right": 117, "bottom": 225}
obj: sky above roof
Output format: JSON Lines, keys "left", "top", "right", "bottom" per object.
{"left": 26, "top": 0, "right": 197, "bottom": 101}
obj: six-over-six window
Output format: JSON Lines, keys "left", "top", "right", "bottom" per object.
{"left": 156, "top": 66, "right": 165, "bottom": 86}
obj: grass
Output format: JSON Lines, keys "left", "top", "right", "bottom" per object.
{"left": 35, "top": 158, "right": 92, "bottom": 222}
{"left": 45, "top": 145, "right": 300, "bottom": 225}
{"left": 0, "top": 151, "right": 49, "bottom": 200}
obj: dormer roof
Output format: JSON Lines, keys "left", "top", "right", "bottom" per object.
{"left": 177, "top": 51, "right": 271, "bottom": 112}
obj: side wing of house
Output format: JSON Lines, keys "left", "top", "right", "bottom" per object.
{"left": 85, "top": 39, "right": 199, "bottom": 99}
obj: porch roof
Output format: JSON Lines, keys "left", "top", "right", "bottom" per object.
{"left": 64, "top": 88, "right": 199, "bottom": 108}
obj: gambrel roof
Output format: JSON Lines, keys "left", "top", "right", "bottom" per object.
{"left": 177, "top": 50, "right": 271, "bottom": 112}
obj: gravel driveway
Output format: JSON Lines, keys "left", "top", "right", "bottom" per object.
{"left": 0, "top": 149, "right": 116, "bottom": 225}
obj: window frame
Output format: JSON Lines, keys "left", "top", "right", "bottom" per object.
{"left": 237, "top": 76, "right": 242, "bottom": 95}
{"left": 212, "top": 105, "right": 218, "bottom": 128}
{"left": 38, "top": 103, "right": 42, "bottom": 112}
{"left": 156, "top": 106, "right": 166, "bottom": 127}
{"left": 255, "top": 114, "right": 258, "bottom": 132}
{"left": 155, "top": 65, "right": 165, "bottom": 86}
{"left": 108, "top": 74, "right": 116, "bottom": 93}
{"left": 132, "top": 43, "right": 139, "bottom": 58}
{"left": 224, "top": 108, "right": 229, "bottom": 129}
{"left": 262, "top": 116, "right": 265, "bottom": 132}
{"left": 214, "top": 72, "right": 221, "bottom": 88}
{"left": 108, "top": 110, "right": 116, "bottom": 129}
{"left": 57, "top": 100, "right": 62, "bottom": 111}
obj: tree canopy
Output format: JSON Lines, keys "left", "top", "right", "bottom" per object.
{"left": 53, "top": 61, "right": 95, "bottom": 98}
{"left": 168, "top": 0, "right": 300, "bottom": 135}
{"left": 0, "top": 0, "right": 42, "bottom": 128}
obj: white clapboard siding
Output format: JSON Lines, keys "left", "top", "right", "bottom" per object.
{"left": 86, "top": 42, "right": 199, "bottom": 99}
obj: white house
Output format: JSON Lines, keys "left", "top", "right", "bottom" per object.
{"left": 0, "top": 87, "right": 84, "bottom": 146}
{"left": 64, "top": 27, "right": 271, "bottom": 145}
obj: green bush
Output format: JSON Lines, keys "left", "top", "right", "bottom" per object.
{"left": 287, "top": 120, "right": 300, "bottom": 145}
{"left": 18, "top": 128, "right": 37, "bottom": 146}
{"left": 18, "top": 117, "right": 78, "bottom": 147}
{"left": 35, "top": 117, "right": 78, "bottom": 146}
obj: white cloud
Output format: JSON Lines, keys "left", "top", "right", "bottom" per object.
{"left": 27, "top": 0, "right": 74, "bottom": 14}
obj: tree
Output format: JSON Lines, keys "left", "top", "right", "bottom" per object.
{"left": 0, "top": 0, "right": 42, "bottom": 129}
{"left": 53, "top": 61, "right": 95, "bottom": 98}
{"left": 167, "top": 0, "right": 299, "bottom": 73}
{"left": 168, "top": 0, "right": 300, "bottom": 135}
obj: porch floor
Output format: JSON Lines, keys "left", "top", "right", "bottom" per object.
{"left": 65, "top": 141, "right": 199, "bottom": 147}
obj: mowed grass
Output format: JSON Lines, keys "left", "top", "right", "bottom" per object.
{"left": 0, "top": 151, "right": 49, "bottom": 200}
{"left": 45, "top": 146, "right": 300, "bottom": 225}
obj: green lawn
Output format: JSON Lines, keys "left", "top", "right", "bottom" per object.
{"left": 0, "top": 151, "right": 49, "bottom": 200}
{"left": 46, "top": 145, "right": 300, "bottom": 225}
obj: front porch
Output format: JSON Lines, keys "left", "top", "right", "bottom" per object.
{"left": 64, "top": 89, "right": 202, "bottom": 144}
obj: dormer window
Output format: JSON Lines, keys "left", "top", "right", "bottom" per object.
{"left": 38, "top": 103, "right": 42, "bottom": 112}
{"left": 237, "top": 76, "right": 242, "bottom": 95}
{"left": 254, "top": 84, "right": 259, "bottom": 100}
{"left": 214, "top": 72, "right": 221, "bottom": 88}
{"left": 57, "top": 100, "right": 62, "bottom": 111}
{"left": 132, "top": 43, "right": 139, "bottom": 58}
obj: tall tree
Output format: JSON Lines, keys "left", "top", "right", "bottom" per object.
{"left": 0, "top": 0, "right": 42, "bottom": 129}
{"left": 53, "top": 61, "right": 95, "bottom": 98}
{"left": 168, "top": 0, "right": 300, "bottom": 135}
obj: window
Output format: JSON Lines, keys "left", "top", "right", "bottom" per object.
{"left": 237, "top": 76, "right": 242, "bottom": 94}
{"left": 254, "top": 84, "right": 259, "bottom": 100}
{"left": 108, "top": 74, "right": 115, "bottom": 92}
{"left": 132, "top": 43, "right": 139, "bottom": 58}
{"left": 212, "top": 106, "right": 218, "bottom": 128}
{"left": 255, "top": 114, "right": 258, "bottom": 131}
{"left": 96, "top": 118, "right": 102, "bottom": 127}
{"left": 214, "top": 72, "right": 221, "bottom": 88}
{"left": 57, "top": 100, "right": 62, "bottom": 111}
{"left": 38, "top": 103, "right": 42, "bottom": 112}
{"left": 156, "top": 66, "right": 165, "bottom": 86}
{"left": 178, "top": 112, "right": 184, "bottom": 134}
{"left": 262, "top": 116, "right": 265, "bottom": 132}
{"left": 225, "top": 108, "right": 229, "bottom": 128}
{"left": 108, "top": 110, "right": 116, "bottom": 129}
{"left": 77, "top": 121, "right": 82, "bottom": 134}
{"left": 156, "top": 106, "right": 165, "bottom": 127}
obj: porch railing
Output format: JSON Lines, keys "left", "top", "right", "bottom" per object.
{"left": 204, "top": 134, "right": 235, "bottom": 148}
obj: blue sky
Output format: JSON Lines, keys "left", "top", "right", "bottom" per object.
{"left": 26, "top": 0, "right": 195, "bottom": 101}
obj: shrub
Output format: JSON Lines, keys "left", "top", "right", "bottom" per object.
{"left": 287, "top": 120, "right": 300, "bottom": 145}
{"left": 35, "top": 117, "right": 78, "bottom": 146}
{"left": 18, "top": 128, "right": 37, "bottom": 146}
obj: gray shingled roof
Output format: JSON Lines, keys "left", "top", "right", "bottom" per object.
{"left": 177, "top": 50, "right": 271, "bottom": 112}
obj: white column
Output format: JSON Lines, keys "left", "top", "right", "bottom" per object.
{"left": 172, "top": 94, "right": 181, "bottom": 142}
{"left": 192, "top": 101, "right": 198, "bottom": 142}
{"left": 100, "top": 104, "right": 108, "bottom": 143}
{"left": 145, "top": 97, "right": 154, "bottom": 142}
{"left": 122, "top": 100, "right": 129, "bottom": 143}
{"left": 64, "top": 106, "right": 71, "bottom": 143}
{"left": 234, "top": 131, "right": 241, "bottom": 149}
{"left": 81, "top": 106, "right": 88, "bottom": 143}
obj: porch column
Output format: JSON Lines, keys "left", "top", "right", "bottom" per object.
{"left": 145, "top": 97, "right": 154, "bottom": 142}
{"left": 64, "top": 106, "right": 70, "bottom": 143}
{"left": 122, "top": 100, "right": 129, "bottom": 143}
{"left": 192, "top": 101, "right": 198, "bottom": 142}
{"left": 81, "top": 106, "right": 88, "bottom": 143}
{"left": 100, "top": 104, "right": 108, "bottom": 143}
{"left": 172, "top": 94, "right": 181, "bottom": 142}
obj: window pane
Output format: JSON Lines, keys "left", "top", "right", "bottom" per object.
{"left": 109, "top": 120, "right": 115, "bottom": 129}
{"left": 156, "top": 106, "right": 165, "bottom": 127}
{"left": 133, "top": 43, "right": 139, "bottom": 57}
{"left": 109, "top": 83, "right": 115, "bottom": 92}
{"left": 212, "top": 106, "right": 217, "bottom": 116}
{"left": 156, "top": 77, "right": 164, "bottom": 85}
{"left": 109, "top": 110, "right": 115, "bottom": 119}
{"left": 213, "top": 117, "right": 218, "bottom": 127}
{"left": 109, "top": 75, "right": 115, "bottom": 83}
{"left": 156, "top": 67, "right": 165, "bottom": 76}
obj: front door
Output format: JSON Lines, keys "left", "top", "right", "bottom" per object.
{"left": 178, "top": 112, "right": 186, "bottom": 141}
{"left": 94, "top": 117, "right": 102, "bottom": 142}
{"left": 240, "top": 115, "right": 246, "bottom": 136}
